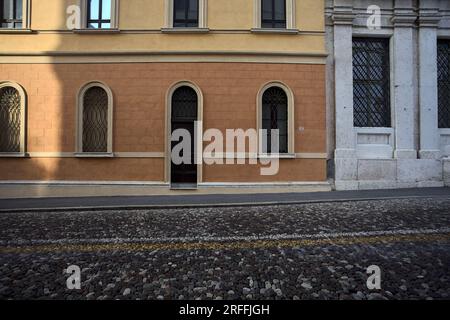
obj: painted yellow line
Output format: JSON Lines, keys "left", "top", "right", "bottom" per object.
{"left": 1, "top": 233, "right": 449, "bottom": 254}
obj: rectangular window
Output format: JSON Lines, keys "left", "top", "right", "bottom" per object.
{"left": 353, "top": 38, "right": 391, "bottom": 128}
{"left": 438, "top": 40, "right": 450, "bottom": 128}
{"left": 87, "top": 0, "right": 112, "bottom": 29}
{"left": 173, "top": 0, "right": 199, "bottom": 28}
{"left": 0, "top": 0, "right": 22, "bottom": 28}
{"left": 261, "top": 0, "right": 286, "bottom": 29}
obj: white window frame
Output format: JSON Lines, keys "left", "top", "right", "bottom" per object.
{"left": 76, "top": 81, "right": 114, "bottom": 157}
{"left": 254, "top": 0, "right": 296, "bottom": 30}
{"left": 80, "top": 0, "right": 119, "bottom": 30}
{"left": 0, "top": 0, "right": 31, "bottom": 30}
{"left": 164, "top": 0, "right": 208, "bottom": 30}
{"left": 256, "top": 81, "right": 295, "bottom": 157}
{"left": 0, "top": 81, "right": 27, "bottom": 157}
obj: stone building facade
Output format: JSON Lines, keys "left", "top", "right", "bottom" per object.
{"left": 326, "top": 0, "right": 450, "bottom": 190}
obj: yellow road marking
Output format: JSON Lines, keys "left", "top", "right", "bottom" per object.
{"left": 1, "top": 233, "right": 449, "bottom": 254}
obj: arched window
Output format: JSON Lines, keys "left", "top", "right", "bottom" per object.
{"left": 0, "top": 82, "right": 26, "bottom": 155}
{"left": 258, "top": 82, "right": 294, "bottom": 155}
{"left": 77, "top": 82, "right": 113, "bottom": 155}
{"left": 166, "top": 81, "right": 204, "bottom": 186}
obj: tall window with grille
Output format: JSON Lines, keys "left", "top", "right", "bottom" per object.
{"left": 173, "top": 0, "right": 199, "bottom": 28}
{"left": 438, "top": 40, "right": 450, "bottom": 128}
{"left": 353, "top": 38, "right": 391, "bottom": 128}
{"left": 87, "top": 0, "right": 112, "bottom": 29}
{"left": 262, "top": 86, "right": 288, "bottom": 154}
{"left": 261, "top": 0, "right": 286, "bottom": 29}
{"left": 0, "top": 0, "right": 22, "bottom": 28}
{"left": 82, "top": 86, "right": 108, "bottom": 153}
{"left": 0, "top": 86, "right": 21, "bottom": 152}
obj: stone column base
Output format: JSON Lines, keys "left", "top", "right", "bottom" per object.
{"left": 444, "top": 158, "right": 450, "bottom": 187}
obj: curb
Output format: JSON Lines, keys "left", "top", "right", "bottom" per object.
{"left": 1, "top": 194, "right": 449, "bottom": 213}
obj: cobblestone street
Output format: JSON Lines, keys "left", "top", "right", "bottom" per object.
{"left": 0, "top": 197, "right": 449, "bottom": 300}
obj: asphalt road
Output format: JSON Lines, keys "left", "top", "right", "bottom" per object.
{"left": 0, "top": 196, "right": 449, "bottom": 300}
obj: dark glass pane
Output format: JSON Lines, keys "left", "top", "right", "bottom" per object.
{"left": 352, "top": 38, "right": 391, "bottom": 127}
{"left": 3, "top": 0, "right": 13, "bottom": 19}
{"left": 188, "top": 0, "right": 198, "bottom": 20}
{"left": 273, "top": 21, "right": 286, "bottom": 28}
{"left": 0, "top": 86, "right": 21, "bottom": 153}
{"left": 15, "top": 0, "right": 22, "bottom": 19}
{"left": 82, "top": 87, "right": 108, "bottom": 153}
{"left": 438, "top": 40, "right": 450, "bottom": 128}
{"left": 262, "top": 0, "right": 272, "bottom": 20}
{"left": 261, "top": 0, "right": 286, "bottom": 29}
{"left": 274, "top": 0, "right": 285, "bottom": 20}
{"left": 174, "top": 0, "right": 186, "bottom": 20}
{"left": 172, "top": 86, "right": 198, "bottom": 121}
{"left": 174, "top": 0, "right": 198, "bottom": 28}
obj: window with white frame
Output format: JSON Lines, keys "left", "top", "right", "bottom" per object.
{"left": 82, "top": 0, "right": 118, "bottom": 29}
{"left": 166, "top": 0, "right": 207, "bottom": 29}
{"left": 255, "top": 0, "right": 295, "bottom": 30}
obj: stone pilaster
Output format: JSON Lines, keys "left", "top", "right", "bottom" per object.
{"left": 418, "top": 1, "right": 441, "bottom": 159}
{"left": 391, "top": 2, "right": 417, "bottom": 159}
{"left": 332, "top": 3, "right": 357, "bottom": 189}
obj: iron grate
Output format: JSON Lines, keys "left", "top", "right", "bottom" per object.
{"left": 0, "top": 86, "right": 21, "bottom": 153}
{"left": 438, "top": 40, "right": 450, "bottom": 128}
{"left": 82, "top": 86, "right": 108, "bottom": 153}
{"left": 353, "top": 38, "right": 391, "bottom": 128}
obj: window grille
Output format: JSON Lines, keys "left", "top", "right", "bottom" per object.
{"left": 353, "top": 38, "right": 391, "bottom": 127}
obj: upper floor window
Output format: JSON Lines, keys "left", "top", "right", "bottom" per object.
{"left": 438, "top": 40, "right": 450, "bottom": 128}
{"left": 254, "top": 0, "right": 295, "bottom": 30}
{"left": 1, "top": 0, "right": 22, "bottom": 28}
{"left": 261, "top": 0, "right": 286, "bottom": 29}
{"left": 0, "top": 82, "right": 26, "bottom": 155}
{"left": 87, "top": 0, "right": 112, "bottom": 29}
{"left": 173, "top": 0, "right": 198, "bottom": 28}
{"left": 165, "top": 0, "right": 207, "bottom": 30}
{"left": 353, "top": 38, "right": 391, "bottom": 128}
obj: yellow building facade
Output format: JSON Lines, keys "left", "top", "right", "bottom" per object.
{"left": 0, "top": 0, "right": 328, "bottom": 194}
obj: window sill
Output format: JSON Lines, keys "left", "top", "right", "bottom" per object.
{"left": 75, "top": 153, "right": 114, "bottom": 158}
{"left": 0, "top": 28, "right": 33, "bottom": 34}
{"left": 258, "top": 153, "right": 295, "bottom": 159}
{"left": 73, "top": 28, "right": 120, "bottom": 34}
{"left": 0, "top": 152, "right": 28, "bottom": 158}
{"left": 161, "top": 27, "right": 210, "bottom": 34}
{"left": 251, "top": 28, "right": 299, "bottom": 35}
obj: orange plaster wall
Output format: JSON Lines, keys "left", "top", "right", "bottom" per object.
{"left": 0, "top": 62, "right": 326, "bottom": 182}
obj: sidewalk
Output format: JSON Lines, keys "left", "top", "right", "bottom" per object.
{"left": 0, "top": 187, "right": 449, "bottom": 212}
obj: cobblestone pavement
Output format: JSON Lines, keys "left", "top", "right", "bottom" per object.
{"left": 0, "top": 197, "right": 449, "bottom": 300}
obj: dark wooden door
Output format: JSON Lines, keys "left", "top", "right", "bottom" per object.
{"left": 171, "top": 86, "right": 198, "bottom": 186}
